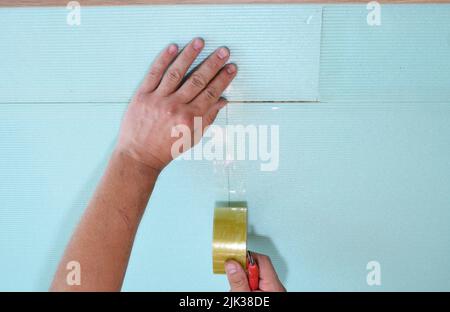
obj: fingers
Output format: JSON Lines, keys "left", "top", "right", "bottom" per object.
{"left": 158, "top": 38, "right": 205, "bottom": 96}
{"left": 176, "top": 47, "right": 230, "bottom": 102}
{"left": 252, "top": 253, "right": 278, "bottom": 281}
{"left": 225, "top": 260, "right": 250, "bottom": 292}
{"left": 191, "top": 63, "right": 237, "bottom": 113}
{"left": 140, "top": 43, "right": 179, "bottom": 93}
{"left": 251, "top": 252, "right": 286, "bottom": 292}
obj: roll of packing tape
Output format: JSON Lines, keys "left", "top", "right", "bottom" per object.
{"left": 212, "top": 206, "right": 248, "bottom": 274}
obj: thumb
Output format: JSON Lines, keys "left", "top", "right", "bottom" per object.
{"left": 225, "top": 260, "right": 250, "bottom": 292}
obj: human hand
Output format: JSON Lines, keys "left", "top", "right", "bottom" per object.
{"left": 116, "top": 38, "right": 237, "bottom": 172}
{"left": 225, "top": 252, "right": 286, "bottom": 292}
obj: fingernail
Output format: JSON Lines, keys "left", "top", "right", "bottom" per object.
{"left": 217, "top": 47, "right": 229, "bottom": 59}
{"left": 225, "top": 261, "right": 237, "bottom": 275}
{"left": 168, "top": 44, "right": 178, "bottom": 55}
{"left": 226, "top": 64, "right": 237, "bottom": 74}
{"left": 193, "top": 38, "right": 204, "bottom": 51}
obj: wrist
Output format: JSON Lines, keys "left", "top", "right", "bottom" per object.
{"left": 112, "top": 147, "right": 162, "bottom": 179}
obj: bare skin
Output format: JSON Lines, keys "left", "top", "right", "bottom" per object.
{"left": 225, "top": 253, "right": 286, "bottom": 292}
{"left": 50, "top": 38, "right": 285, "bottom": 292}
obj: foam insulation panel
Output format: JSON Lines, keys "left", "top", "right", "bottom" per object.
{"left": 0, "top": 5, "right": 322, "bottom": 103}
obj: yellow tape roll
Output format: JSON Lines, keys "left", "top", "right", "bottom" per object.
{"left": 212, "top": 207, "right": 247, "bottom": 274}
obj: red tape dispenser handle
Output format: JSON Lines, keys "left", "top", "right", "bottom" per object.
{"left": 247, "top": 251, "right": 259, "bottom": 291}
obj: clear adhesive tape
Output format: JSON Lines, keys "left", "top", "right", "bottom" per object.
{"left": 212, "top": 207, "right": 247, "bottom": 274}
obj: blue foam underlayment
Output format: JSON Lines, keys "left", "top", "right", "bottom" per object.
{"left": 320, "top": 4, "right": 450, "bottom": 102}
{"left": 0, "top": 4, "right": 450, "bottom": 291}
{"left": 1, "top": 102, "right": 449, "bottom": 291}
{"left": 0, "top": 5, "right": 322, "bottom": 102}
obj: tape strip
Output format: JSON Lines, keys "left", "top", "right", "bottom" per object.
{"left": 212, "top": 206, "right": 247, "bottom": 274}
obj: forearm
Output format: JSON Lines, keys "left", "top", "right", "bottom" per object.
{"left": 51, "top": 39, "right": 236, "bottom": 292}
{"left": 50, "top": 149, "right": 159, "bottom": 291}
